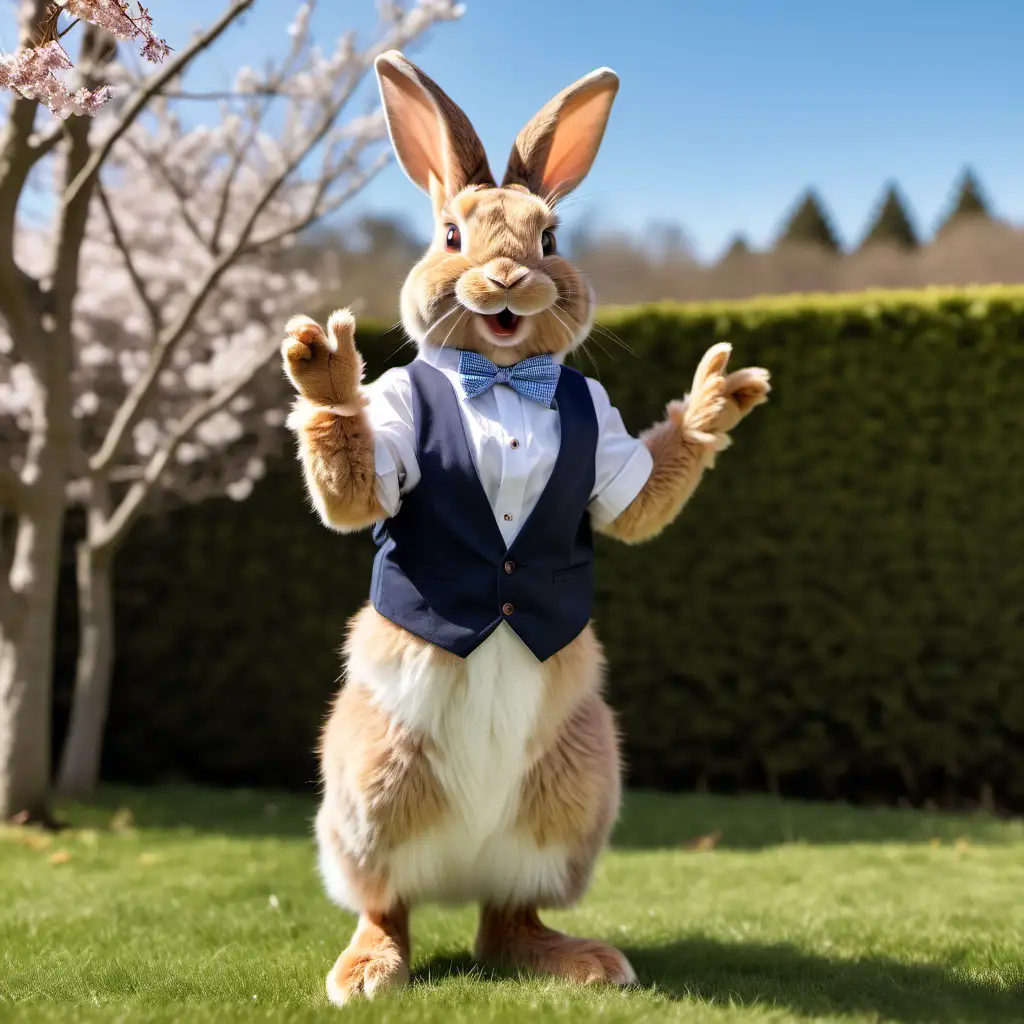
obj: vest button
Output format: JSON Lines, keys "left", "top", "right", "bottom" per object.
{"left": 502, "top": 602, "right": 514, "bottom": 616}
{"left": 510, "top": 438, "right": 519, "bottom": 449}
{"left": 503, "top": 513, "right": 513, "bottom": 521}
{"left": 504, "top": 560, "right": 515, "bottom": 574}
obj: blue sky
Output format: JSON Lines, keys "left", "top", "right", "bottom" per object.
{"left": 5, "top": 1, "right": 1023, "bottom": 259}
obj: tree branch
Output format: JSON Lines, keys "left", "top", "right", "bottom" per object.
{"left": 0, "top": 1, "right": 51, "bottom": 348}
{"left": 91, "top": 72, "right": 372, "bottom": 476}
{"left": 95, "top": 180, "right": 162, "bottom": 332}
{"left": 122, "top": 136, "right": 211, "bottom": 253}
{"left": 62, "top": 0, "right": 256, "bottom": 210}
{"left": 243, "top": 153, "right": 389, "bottom": 253}
{"left": 96, "top": 344, "right": 278, "bottom": 549}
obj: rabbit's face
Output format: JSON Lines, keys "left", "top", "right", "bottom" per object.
{"left": 401, "top": 184, "right": 592, "bottom": 365}
{"left": 376, "top": 51, "right": 617, "bottom": 366}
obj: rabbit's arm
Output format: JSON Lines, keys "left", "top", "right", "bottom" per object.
{"left": 597, "top": 405, "right": 719, "bottom": 544}
{"left": 598, "top": 344, "right": 770, "bottom": 545}
{"left": 288, "top": 401, "right": 384, "bottom": 532}
{"left": 283, "top": 312, "right": 385, "bottom": 532}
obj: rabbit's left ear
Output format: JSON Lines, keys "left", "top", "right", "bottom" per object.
{"left": 502, "top": 68, "right": 619, "bottom": 201}
{"left": 375, "top": 50, "right": 494, "bottom": 206}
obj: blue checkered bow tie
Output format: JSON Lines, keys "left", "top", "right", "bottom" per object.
{"left": 457, "top": 350, "right": 561, "bottom": 407}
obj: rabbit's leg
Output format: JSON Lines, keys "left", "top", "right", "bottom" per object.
{"left": 600, "top": 343, "right": 770, "bottom": 544}
{"left": 282, "top": 311, "right": 383, "bottom": 531}
{"left": 316, "top": 674, "right": 449, "bottom": 1004}
{"left": 325, "top": 907, "right": 411, "bottom": 1007}
{"left": 474, "top": 693, "right": 635, "bottom": 986}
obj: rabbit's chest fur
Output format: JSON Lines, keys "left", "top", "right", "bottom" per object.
{"left": 366, "top": 622, "right": 570, "bottom": 904}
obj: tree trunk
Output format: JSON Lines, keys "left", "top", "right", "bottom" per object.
{"left": 56, "top": 542, "right": 115, "bottom": 798}
{"left": 0, "top": 496, "right": 67, "bottom": 821}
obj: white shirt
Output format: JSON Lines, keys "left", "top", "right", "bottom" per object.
{"left": 363, "top": 346, "right": 653, "bottom": 548}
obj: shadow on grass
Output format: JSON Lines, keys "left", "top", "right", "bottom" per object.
{"left": 414, "top": 939, "right": 1023, "bottom": 1023}
{"left": 64, "top": 785, "right": 1024, "bottom": 849}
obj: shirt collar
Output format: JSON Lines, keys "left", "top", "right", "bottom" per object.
{"left": 416, "top": 344, "right": 461, "bottom": 370}
{"left": 415, "top": 344, "right": 566, "bottom": 369}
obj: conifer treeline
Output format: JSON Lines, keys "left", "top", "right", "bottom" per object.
{"left": 740, "top": 166, "right": 992, "bottom": 259}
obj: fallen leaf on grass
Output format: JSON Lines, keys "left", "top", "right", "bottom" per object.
{"left": 109, "top": 807, "right": 135, "bottom": 833}
{"left": 49, "top": 850, "right": 71, "bottom": 865}
{"left": 929, "top": 838, "right": 942, "bottom": 847}
{"left": 954, "top": 837, "right": 971, "bottom": 854}
{"left": 0, "top": 827, "right": 52, "bottom": 850}
{"left": 137, "top": 852, "right": 162, "bottom": 866}
{"left": 681, "top": 830, "right": 722, "bottom": 852}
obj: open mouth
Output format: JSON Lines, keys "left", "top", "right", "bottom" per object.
{"left": 482, "top": 309, "right": 521, "bottom": 338}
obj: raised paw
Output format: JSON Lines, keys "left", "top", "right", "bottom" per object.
{"left": 281, "top": 309, "right": 363, "bottom": 408}
{"left": 325, "top": 914, "right": 410, "bottom": 1007}
{"left": 713, "top": 365, "right": 771, "bottom": 434}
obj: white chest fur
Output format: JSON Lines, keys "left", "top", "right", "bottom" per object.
{"left": 358, "top": 622, "right": 570, "bottom": 905}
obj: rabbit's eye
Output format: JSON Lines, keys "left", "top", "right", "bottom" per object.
{"left": 445, "top": 225, "right": 461, "bottom": 252}
{"left": 541, "top": 229, "right": 556, "bottom": 257}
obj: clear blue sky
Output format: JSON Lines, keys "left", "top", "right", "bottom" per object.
{"left": 6, "top": 1, "right": 1023, "bottom": 259}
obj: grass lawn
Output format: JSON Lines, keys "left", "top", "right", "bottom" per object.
{"left": 2, "top": 786, "right": 1023, "bottom": 1022}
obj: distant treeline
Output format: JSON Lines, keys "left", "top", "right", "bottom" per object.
{"left": 300, "top": 167, "right": 1023, "bottom": 314}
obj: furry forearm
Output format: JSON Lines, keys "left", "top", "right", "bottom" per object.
{"left": 599, "top": 409, "right": 721, "bottom": 545}
{"left": 287, "top": 398, "right": 385, "bottom": 532}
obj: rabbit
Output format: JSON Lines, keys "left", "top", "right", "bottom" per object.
{"left": 281, "top": 50, "right": 770, "bottom": 1007}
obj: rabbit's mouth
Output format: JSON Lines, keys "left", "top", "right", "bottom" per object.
{"left": 481, "top": 309, "right": 521, "bottom": 339}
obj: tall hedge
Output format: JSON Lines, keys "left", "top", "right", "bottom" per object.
{"left": 54, "top": 288, "right": 1024, "bottom": 807}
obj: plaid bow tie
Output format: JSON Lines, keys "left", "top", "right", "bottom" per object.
{"left": 458, "top": 350, "right": 561, "bottom": 408}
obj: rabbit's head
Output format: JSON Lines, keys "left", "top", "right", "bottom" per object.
{"left": 375, "top": 51, "right": 618, "bottom": 365}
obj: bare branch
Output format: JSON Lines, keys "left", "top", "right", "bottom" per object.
{"left": 92, "top": 70, "right": 374, "bottom": 475}
{"left": 122, "top": 136, "right": 211, "bottom": 253}
{"left": 243, "top": 152, "right": 389, "bottom": 253}
{"left": 95, "top": 181, "right": 162, "bottom": 332}
{"left": 62, "top": 0, "right": 256, "bottom": 210}
{"left": 96, "top": 344, "right": 277, "bottom": 549}
{"left": 0, "top": 1, "right": 51, "bottom": 342}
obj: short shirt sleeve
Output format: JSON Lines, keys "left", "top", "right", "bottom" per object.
{"left": 361, "top": 368, "right": 420, "bottom": 517}
{"left": 585, "top": 377, "right": 653, "bottom": 528}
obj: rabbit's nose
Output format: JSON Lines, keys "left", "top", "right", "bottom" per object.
{"left": 484, "top": 260, "right": 528, "bottom": 290}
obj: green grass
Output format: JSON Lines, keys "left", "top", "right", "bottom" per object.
{"left": 3, "top": 787, "right": 1023, "bottom": 1022}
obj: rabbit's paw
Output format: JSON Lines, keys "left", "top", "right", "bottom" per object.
{"left": 282, "top": 309, "right": 364, "bottom": 409}
{"left": 476, "top": 907, "right": 636, "bottom": 987}
{"left": 325, "top": 932, "right": 408, "bottom": 1006}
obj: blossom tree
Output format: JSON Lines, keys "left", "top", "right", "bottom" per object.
{"left": 0, "top": 0, "right": 463, "bottom": 819}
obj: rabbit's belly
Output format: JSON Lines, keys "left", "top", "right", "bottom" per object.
{"left": 379, "top": 622, "right": 570, "bottom": 904}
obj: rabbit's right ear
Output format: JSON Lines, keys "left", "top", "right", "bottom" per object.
{"left": 374, "top": 50, "right": 494, "bottom": 207}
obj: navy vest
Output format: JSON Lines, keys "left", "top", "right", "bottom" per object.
{"left": 370, "top": 359, "right": 598, "bottom": 661}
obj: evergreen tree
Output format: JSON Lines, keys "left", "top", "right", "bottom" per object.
{"left": 719, "top": 233, "right": 752, "bottom": 262}
{"left": 859, "top": 182, "right": 919, "bottom": 250}
{"left": 935, "top": 167, "right": 993, "bottom": 237}
{"left": 775, "top": 189, "right": 841, "bottom": 252}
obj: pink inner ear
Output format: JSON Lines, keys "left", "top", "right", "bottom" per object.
{"left": 380, "top": 70, "right": 446, "bottom": 193}
{"left": 539, "top": 87, "right": 616, "bottom": 200}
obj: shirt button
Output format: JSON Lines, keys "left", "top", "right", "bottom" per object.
{"left": 504, "top": 560, "right": 515, "bottom": 574}
{"left": 502, "top": 602, "right": 515, "bottom": 616}
{"left": 509, "top": 438, "right": 519, "bottom": 449}
{"left": 503, "top": 513, "right": 513, "bottom": 521}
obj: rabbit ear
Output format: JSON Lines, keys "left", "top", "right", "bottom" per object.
{"left": 501, "top": 69, "right": 614, "bottom": 202}
{"left": 374, "top": 50, "right": 494, "bottom": 205}
{"left": 502, "top": 68, "right": 619, "bottom": 202}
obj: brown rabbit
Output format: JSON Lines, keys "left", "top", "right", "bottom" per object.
{"left": 282, "top": 51, "right": 770, "bottom": 1007}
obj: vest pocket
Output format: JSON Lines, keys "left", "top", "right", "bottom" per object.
{"left": 410, "top": 563, "right": 459, "bottom": 581}
{"left": 552, "top": 564, "right": 590, "bottom": 585}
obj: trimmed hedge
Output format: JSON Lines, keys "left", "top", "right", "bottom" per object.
{"left": 55, "top": 287, "right": 1024, "bottom": 806}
